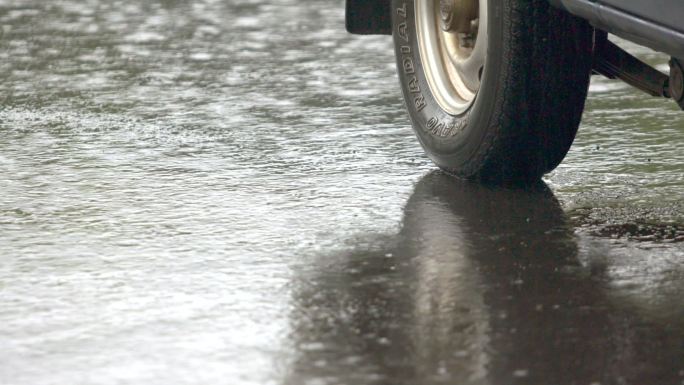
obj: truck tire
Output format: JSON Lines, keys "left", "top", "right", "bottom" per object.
{"left": 392, "top": 0, "right": 594, "bottom": 182}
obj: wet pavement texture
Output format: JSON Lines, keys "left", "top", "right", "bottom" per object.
{"left": 0, "top": 0, "right": 683, "bottom": 384}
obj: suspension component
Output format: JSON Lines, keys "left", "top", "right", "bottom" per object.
{"left": 669, "top": 58, "right": 684, "bottom": 110}
{"left": 593, "top": 31, "right": 670, "bottom": 98}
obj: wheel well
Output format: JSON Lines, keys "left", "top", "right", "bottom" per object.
{"left": 346, "top": 0, "right": 392, "bottom": 35}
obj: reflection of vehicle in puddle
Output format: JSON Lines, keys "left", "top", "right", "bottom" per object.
{"left": 288, "top": 172, "right": 684, "bottom": 385}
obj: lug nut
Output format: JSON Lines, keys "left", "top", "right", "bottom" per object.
{"left": 439, "top": 0, "right": 479, "bottom": 34}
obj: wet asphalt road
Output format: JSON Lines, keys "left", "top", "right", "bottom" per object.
{"left": 0, "top": 0, "right": 683, "bottom": 384}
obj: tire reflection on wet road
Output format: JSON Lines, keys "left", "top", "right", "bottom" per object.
{"left": 289, "top": 172, "right": 684, "bottom": 385}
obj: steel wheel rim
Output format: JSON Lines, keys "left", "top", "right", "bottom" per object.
{"left": 416, "top": 0, "right": 487, "bottom": 115}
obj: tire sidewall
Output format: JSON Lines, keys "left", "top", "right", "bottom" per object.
{"left": 392, "top": 0, "right": 504, "bottom": 173}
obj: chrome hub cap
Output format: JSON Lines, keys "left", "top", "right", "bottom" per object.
{"left": 416, "top": 0, "right": 487, "bottom": 115}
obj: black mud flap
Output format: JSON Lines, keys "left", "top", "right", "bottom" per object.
{"left": 346, "top": 0, "right": 392, "bottom": 35}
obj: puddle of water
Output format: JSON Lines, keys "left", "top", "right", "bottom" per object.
{"left": 0, "top": 1, "right": 682, "bottom": 385}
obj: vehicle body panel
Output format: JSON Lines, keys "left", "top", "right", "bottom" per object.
{"left": 552, "top": 0, "right": 684, "bottom": 59}
{"left": 600, "top": 0, "right": 684, "bottom": 34}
